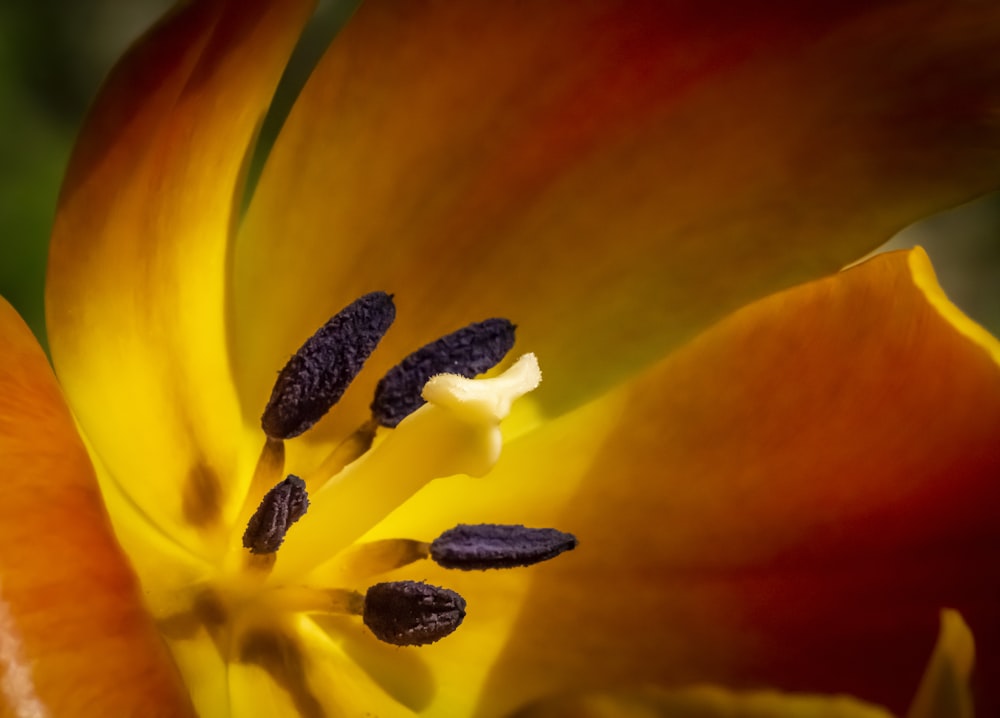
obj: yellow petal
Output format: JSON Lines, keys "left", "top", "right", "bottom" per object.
{"left": 906, "top": 610, "right": 975, "bottom": 718}
{"left": 46, "top": 0, "right": 314, "bottom": 555}
{"left": 364, "top": 248, "right": 999, "bottom": 716}
{"left": 233, "top": 0, "right": 1000, "bottom": 448}
{"left": 0, "top": 297, "right": 195, "bottom": 716}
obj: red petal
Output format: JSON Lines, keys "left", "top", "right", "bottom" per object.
{"left": 234, "top": 0, "right": 1000, "bottom": 446}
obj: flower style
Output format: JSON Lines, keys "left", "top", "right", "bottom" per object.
{"left": 1, "top": 0, "right": 999, "bottom": 716}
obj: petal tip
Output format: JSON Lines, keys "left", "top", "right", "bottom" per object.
{"left": 907, "top": 246, "right": 1000, "bottom": 366}
{"left": 906, "top": 609, "right": 976, "bottom": 718}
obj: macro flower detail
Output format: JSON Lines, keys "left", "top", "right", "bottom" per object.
{"left": 1, "top": 0, "right": 999, "bottom": 717}
{"left": 132, "top": 275, "right": 575, "bottom": 711}
{"left": 142, "top": 283, "right": 578, "bottom": 710}
{"left": 242, "top": 474, "right": 309, "bottom": 555}
{"left": 362, "top": 581, "right": 467, "bottom": 648}
{"left": 261, "top": 291, "right": 397, "bottom": 441}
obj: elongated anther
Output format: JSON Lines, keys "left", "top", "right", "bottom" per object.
{"left": 262, "top": 292, "right": 396, "bottom": 439}
{"left": 242, "top": 475, "right": 310, "bottom": 554}
{"left": 363, "top": 581, "right": 466, "bottom": 646}
{"left": 371, "top": 318, "right": 516, "bottom": 427}
{"left": 430, "top": 524, "right": 577, "bottom": 570}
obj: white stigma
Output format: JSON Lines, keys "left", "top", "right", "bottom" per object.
{"left": 422, "top": 353, "right": 541, "bottom": 426}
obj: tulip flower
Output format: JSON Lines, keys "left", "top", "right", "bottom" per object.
{"left": 1, "top": 0, "right": 999, "bottom": 716}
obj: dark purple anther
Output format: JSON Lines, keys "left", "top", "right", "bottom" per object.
{"left": 262, "top": 292, "right": 396, "bottom": 439}
{"left": 430, "top": 524, "right": 577, "bottom": 570}
{"left": 363, "top": 581, "right": 466, "bottom": 646}
{"left": 242, "top": 475, "right": 309, "bottom": 554}
{"left": 370, "top": 318, "right": 516, "bottom": 427}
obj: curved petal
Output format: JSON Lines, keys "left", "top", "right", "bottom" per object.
{"left": 46, "top": 0, "right": 314, "bottom": 553}
{"left": 510, "top": 611, "right": 973, "bottom": 718}
{"left": 364, "top": 249, "right": 1000, "bottom": 716}
{"left": 234, "top": 0, "right": 1000, "bottom": 446}
{"left": 512, "top": 686, "right": 893, "bottom": 718}
{"left": 0, "top": 298, "right": 195, "bottom": 716}
{"left": 906, "top": 610, "right": 975, "bottom": 718}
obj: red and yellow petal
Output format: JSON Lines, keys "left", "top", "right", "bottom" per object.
{"left": 234, "top": 0, "right": 1000, "bottom": 450}
{"left": 365, "top": 248, "right": 999, "bottom": 716}
{"left": 46, "top": 0, "right": 314, "bottom": 554}
{"left": 513, "top": 687, "right": 894, "bottom": 718}
{"left": 0, "top": 298, "right": 195, "bottom": 717}
{"left": 510, "top": 610, "right": 975, "bottom": 718}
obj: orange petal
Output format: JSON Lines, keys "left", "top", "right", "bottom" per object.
{"left": 0, "top": 298, "right": 195, "bottom": 716}
{"left": 46, "top": 0, "right": 314, "bottom": 552}
{"left": 367, "top": 249, "right": 1000, "bottom": 716}
{"left": 233, "top": 0, "right": 1000, "bottom": 448}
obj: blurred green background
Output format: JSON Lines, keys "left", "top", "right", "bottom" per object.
{"left": 1, "top": 1, "right": 998, "bottom": 348}
{"left": 0, "top": 1, "right": 172, "bottom": 344}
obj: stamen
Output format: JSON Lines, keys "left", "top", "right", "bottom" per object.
{"left": 325, "top": 539, "right": 432, "bottom": 583}
{"left": 261, "top": 291, "right": 396, "bottom": 439}
{"left": 270, "top": 353, "right": 542, "bottom": 581}
{"left": 237, "top": 436, "right": 286, "bottom": 525}
{"left": 303, "top": 419, "right": 378, "bottom": 490}
{"left": 242, "top": 475, "right": 310, "bottom": 555}
{"left": 371, "top": 318, "right": 516, "bottom": 427}
{"left": 362, "top": 581, "right": 466, "bottom": 646}
{"left": 265, "top": 587, "right": 365, "bottom": 616}
{"left": 430, "top": 524, "right": 577, "bottom": 570}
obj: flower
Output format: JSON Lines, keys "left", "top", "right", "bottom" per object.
{"left": 1, "top": 0, "right": 999, "bottom": 716}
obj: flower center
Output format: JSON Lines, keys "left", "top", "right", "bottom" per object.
{"left": 160, "top": 293, "right": 576, "bottom": 713}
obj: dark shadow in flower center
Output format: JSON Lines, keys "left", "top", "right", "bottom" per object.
{"left": 313, "top": 614, "right": 437, "bottom": 712}
{"left": 240, "top": 628, "right": 324, "bottom": 718}
{"left": 182, "top": 459, "right": 224, "bottom": 528}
